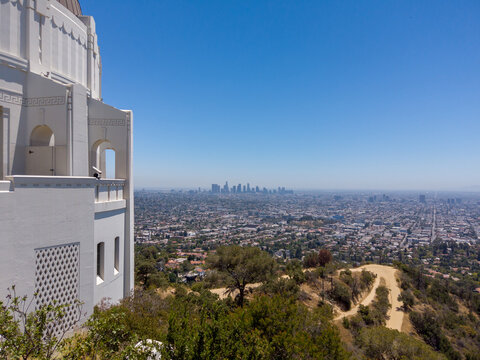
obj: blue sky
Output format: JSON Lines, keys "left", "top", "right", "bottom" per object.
{"left": 82, "top": 0, "right": 480, "bottom": 190}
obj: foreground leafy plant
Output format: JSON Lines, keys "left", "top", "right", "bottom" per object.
{"left": 0, "top": 286, "right": 81, "bottom": 360}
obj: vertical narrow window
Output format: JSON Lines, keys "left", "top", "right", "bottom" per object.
{"left": 114, "top": 237, "right": 119, "bottom": 274}
{"left": 38, "top": 14, "right": 43, "bottom": 64}
{"left": 52, "top": 26, "right": 58, "bottom": 70}
{"left": 0, "top": 106, "right": 3, "bottom": 179}
{"left": 96, "top": 242, "right": 104, "bottom": 284}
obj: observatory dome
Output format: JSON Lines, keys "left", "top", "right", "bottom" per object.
{"left": 56, "top": 0, "right": 82, "bottom": 16}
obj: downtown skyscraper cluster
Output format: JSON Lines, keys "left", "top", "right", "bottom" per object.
{"left": 211, "top": 181, "right": 293, "bottom": 195}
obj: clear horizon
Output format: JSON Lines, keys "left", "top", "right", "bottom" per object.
{"left": 83, "top": 0, "right": 480, "bottom": 190}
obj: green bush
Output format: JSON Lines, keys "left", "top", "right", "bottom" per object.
{"left": 410, "top": 310, "right": 461, "bottom": 360}
{"left": 163, "top": 293, "right": 350, "bottom": 360}
{"left": 330, "top": 280, "right": 352, "bottom": 310}
{"left": 0, "top": 286, "right": 81, "bottom": 360}
{"left": 357, "top": 326, "right": 446, "bottom": 360}
{"left": 398, "top": 289, "right": 415, "bottom": 311}
{"left": 259, "top": 278, "right": 300, "bottom": 299}
{"left": 285, "top": 259, "right": 306, "bottom": 284}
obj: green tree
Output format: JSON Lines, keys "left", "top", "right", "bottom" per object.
{"left": 136, "top": 260, "right": 157, "bottom": 289}
{"left": 285, "top": 259, "right": 306, "bottom": 284}
{"left": 360, "top": 269, "right": 376, "bottom": 288}
{"left": 330, "top": 280, "right": 353, "bottom": 310}
{"left": 206, "top": 246, "right": 276, "bottom": 307}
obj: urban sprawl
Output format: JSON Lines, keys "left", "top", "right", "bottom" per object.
{"left": 135, "top": 190, "right": 480, "bottom": 284}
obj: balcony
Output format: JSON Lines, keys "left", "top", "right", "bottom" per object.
{"left": 2, "top": 176, "right": 127, "bottom": 212}
{"left": 5, "top": 175, "right": 97, "bottom": 188}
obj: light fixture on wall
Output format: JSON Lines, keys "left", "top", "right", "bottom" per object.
{"left": 92, "top": 166, "right": 102, "bottom": 179}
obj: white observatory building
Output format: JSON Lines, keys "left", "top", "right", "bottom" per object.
{"left": 0, "top": 0, "right": 134, "bottom": 325}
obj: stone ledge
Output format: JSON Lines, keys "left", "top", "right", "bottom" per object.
{"left": 94, "top": 199, "right": 126, "bottom": 213}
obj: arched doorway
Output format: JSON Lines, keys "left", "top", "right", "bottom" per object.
{"left": 30, "top": 125, "right": 54, "bottom": 146}
{"left": 26, "top": 125, "right": 56, "bottom": 175}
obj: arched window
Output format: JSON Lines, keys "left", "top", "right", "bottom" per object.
{"left": 30, "top": 125, "right": 54, "bottom": 146}
{"left": 91, "top": 140, "right": 116, "bottom": 179}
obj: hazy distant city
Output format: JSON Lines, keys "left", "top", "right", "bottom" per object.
{"left": 135, "top": 190, "right": 480, "bottom": 283}
{"left": 211, "top": 181, "right": 293, "bottom": 194}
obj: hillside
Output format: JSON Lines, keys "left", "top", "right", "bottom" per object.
{"left": 2, "top": 245, "right": 480, "bottom": 359}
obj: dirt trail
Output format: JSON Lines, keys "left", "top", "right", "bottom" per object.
{"left": 334, "top": 264, "right": 404, "bottom": 331}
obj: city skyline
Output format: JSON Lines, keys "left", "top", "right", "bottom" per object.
{"left": 83, "top": 0, "right": 480, "bottom": 191}
{"left": 210, "top": 181, "right": 293, "bottom": 194}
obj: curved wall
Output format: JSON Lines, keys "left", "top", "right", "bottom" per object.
{"left": 0, "top": 0, "right": 101, "bottom": 98}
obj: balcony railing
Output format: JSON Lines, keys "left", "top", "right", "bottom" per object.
{"left": 95, "top": 179, "right": 126, "bottom": 203}
{"left": 3, "top": 176, "right": 126, "bottom": 204}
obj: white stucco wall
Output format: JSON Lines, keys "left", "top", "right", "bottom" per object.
{"left": 0, "top": 177, "right": 96, "bottom": 319}
{"left": 93, "top": 208, "right": 125, "bottom": 304}
{"left": 0, "top": 0, "right": 134, "bottom": 318}
{"left": 0, "top": 176, "right": 129, "bottom": 319}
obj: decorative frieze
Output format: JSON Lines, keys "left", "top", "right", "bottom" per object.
{"left": 23, "top": 95, "right": 66, "bottom": 106}
{"left": 0, "top": 90, "right": 66, "bottom": 107}
{"left": 88, "top": 118, "right": 126, "bottom": 127}
{"left": 0, "top": 90, "right": 23, "bottom": 106}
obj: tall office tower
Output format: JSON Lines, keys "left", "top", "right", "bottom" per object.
{"left": 0, "top": 0, "right": 134, "bottom": 324}
{"left": 237, "top": 184, "right": 242, "bottom": 193}
{"left": 211, "top": 184, "right": 220, "bottom": 193}
{"left": 255, "top": 186, "right": 259, "bottom": 192}
{"left": 247, "top": 183, "right": 250, "bottom": 192}
{"left": 419, "top": 194, "right": 426, "bottom": 203}
{"left": 223, "top": 181, "right": 229, "bottom": 193}
{"left": 243, "top": 185, "right": 246, "bottom": 193}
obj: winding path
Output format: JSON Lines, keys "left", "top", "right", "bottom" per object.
{"left": 334, "top": 264, "right": 404, "bottom": 331}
